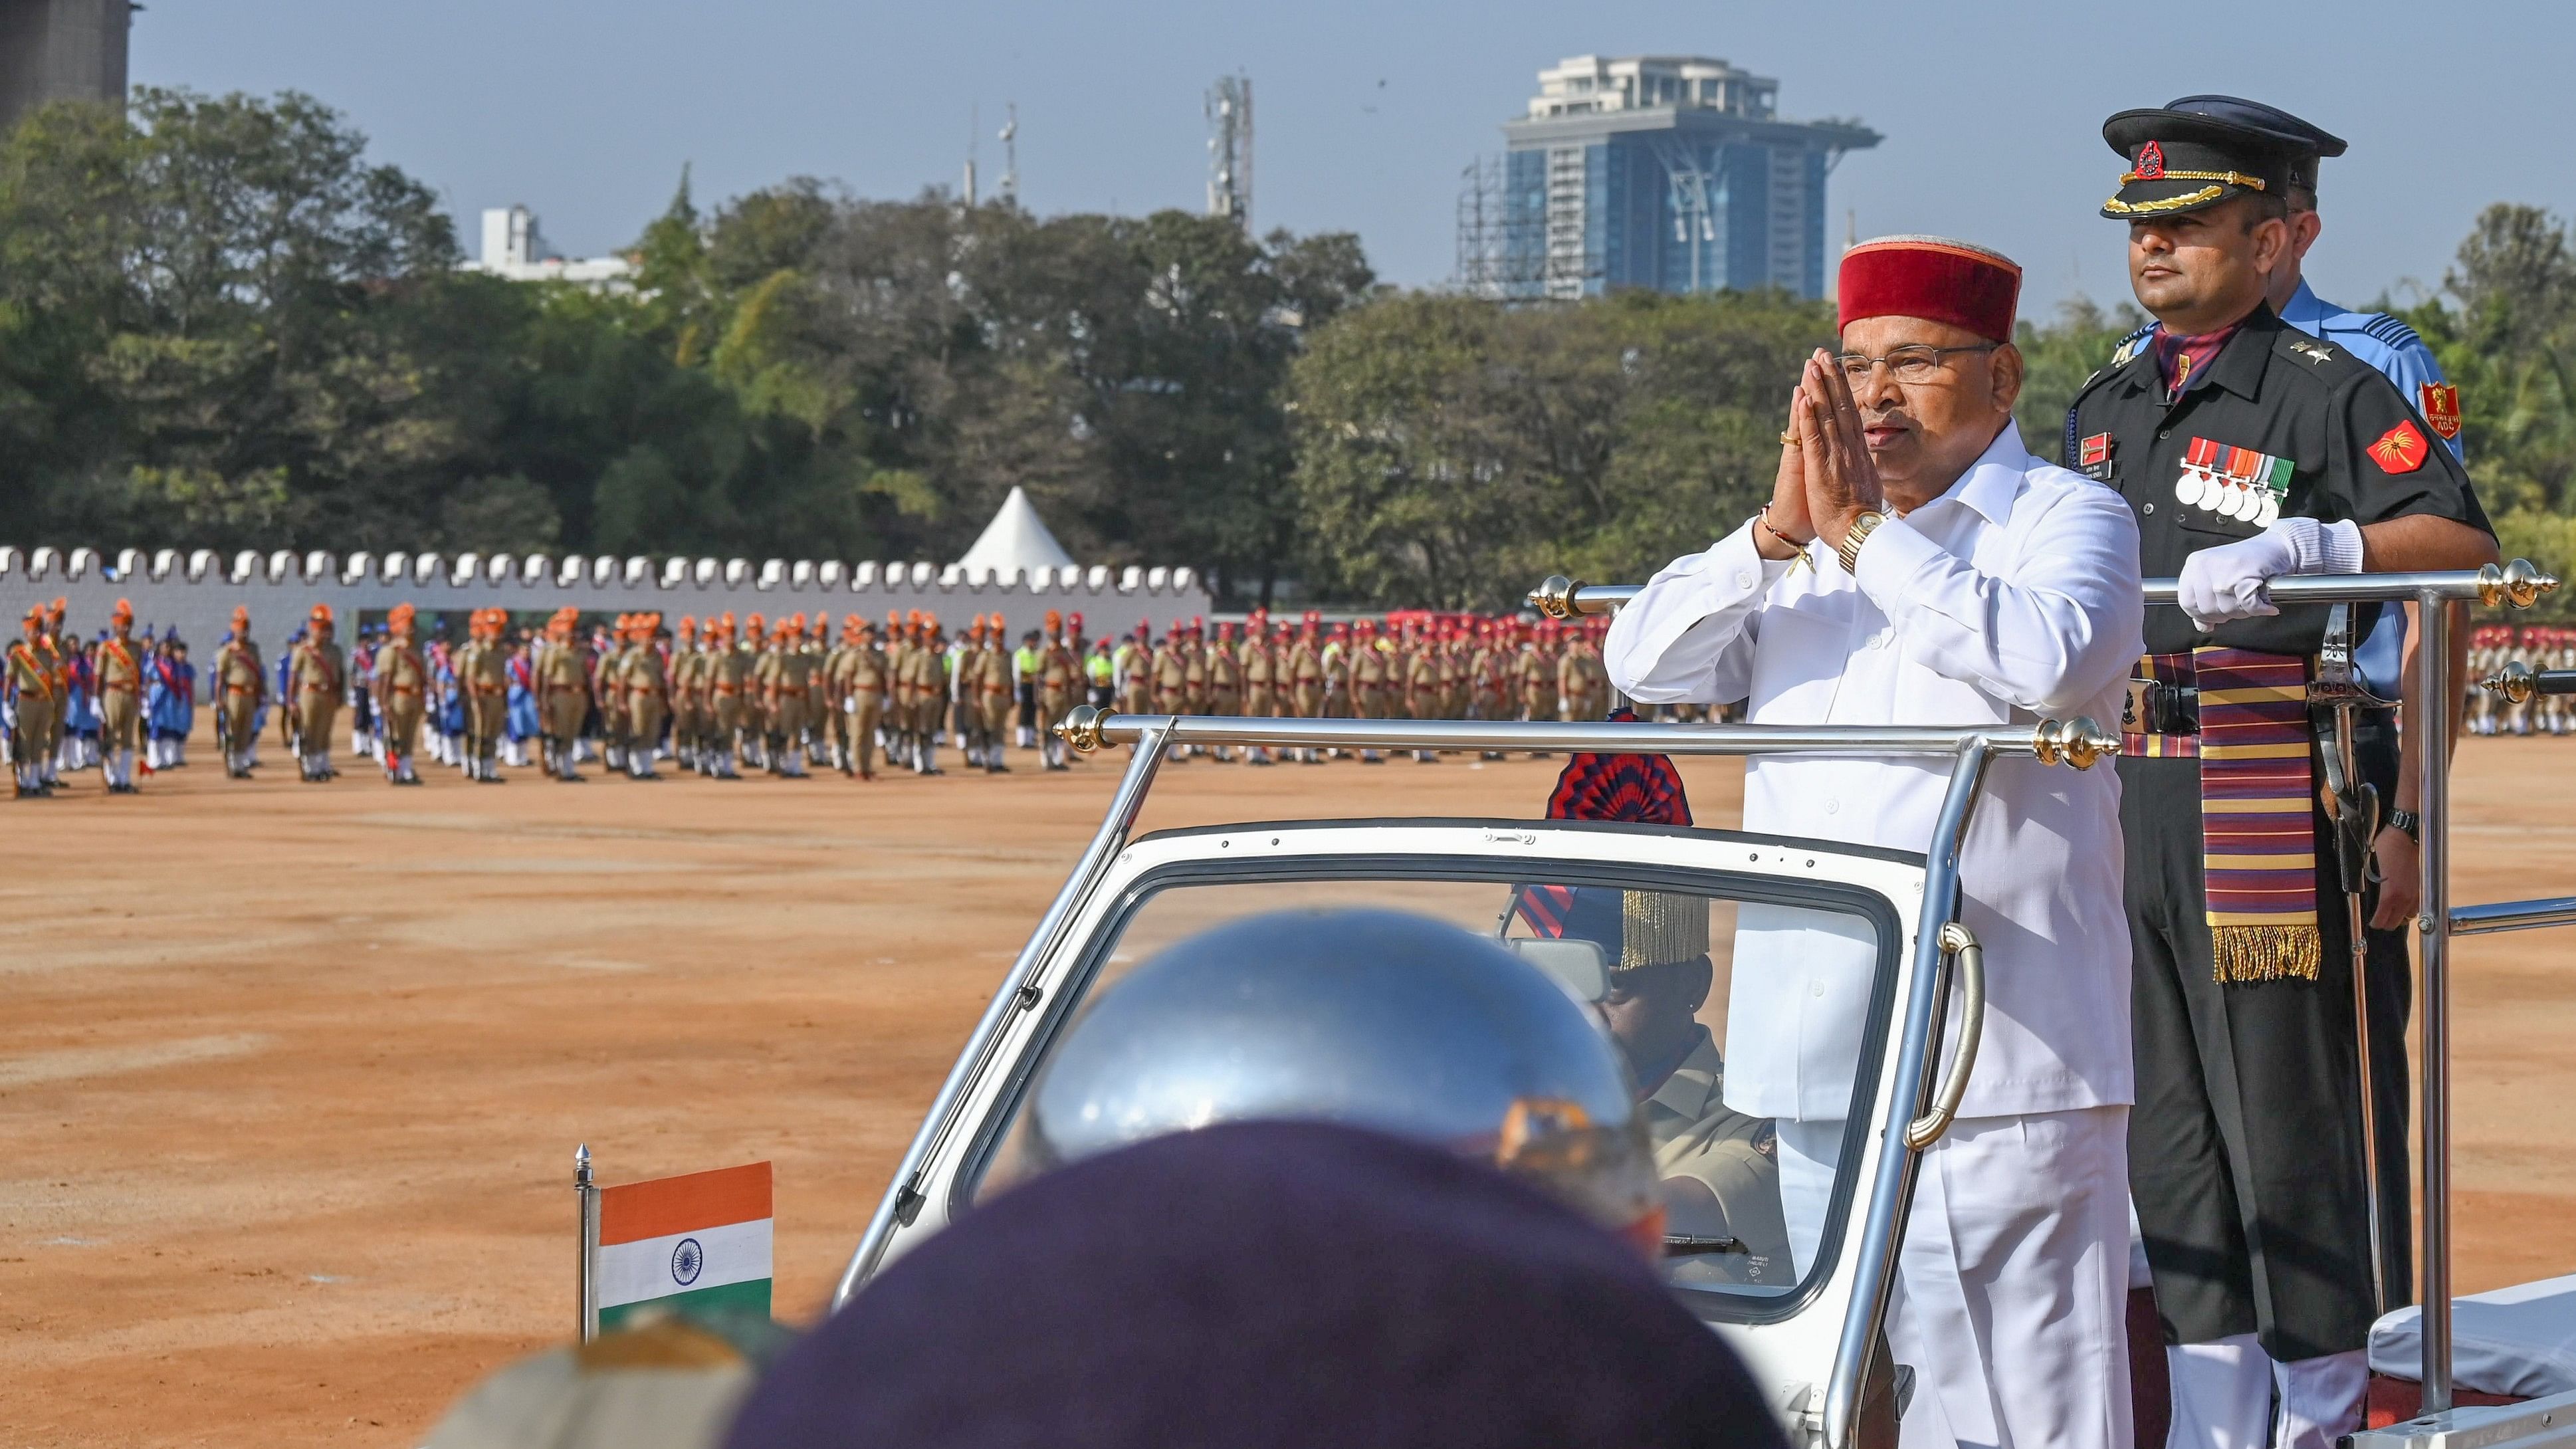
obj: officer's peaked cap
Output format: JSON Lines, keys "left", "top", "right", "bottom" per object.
{"left": 2100, "top": 105, "right": 2311, "bottom": 220}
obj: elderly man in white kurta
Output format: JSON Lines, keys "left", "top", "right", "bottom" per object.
{"left": 1605, "top": 236, "right": 2145, "bottom": 1449}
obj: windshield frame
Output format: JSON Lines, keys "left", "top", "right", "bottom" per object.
{"left": 946, "top": 822, "right": 1912, "bottom": 1329}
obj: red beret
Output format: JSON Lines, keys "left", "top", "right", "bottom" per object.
{"left": 1837, "top": 235, "right": 2022, "bottom": 344}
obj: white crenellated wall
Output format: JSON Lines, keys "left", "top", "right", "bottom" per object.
{"left": 0, "top": 547, "right": 1214, "bottom": 703}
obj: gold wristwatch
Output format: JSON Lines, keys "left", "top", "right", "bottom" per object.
{"left": 1837, "top": 510, "right": 1887, "bottom": 574}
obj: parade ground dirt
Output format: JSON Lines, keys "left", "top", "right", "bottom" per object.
{"left": 8, "top": 733, "right": 2576, "bottom": 1446}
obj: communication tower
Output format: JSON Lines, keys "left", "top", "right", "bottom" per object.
{"left": 1206, "top": 74, "right": 1253, "bottom": 229}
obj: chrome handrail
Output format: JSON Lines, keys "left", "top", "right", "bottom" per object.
{"left": 1057, "top": 709, "right": 2117, "bottom": 766}
{"left": 2450, "top": 897, "right": 2576, "bottom": 937}
{"left": 1529, "top": 560, "right": 2559, "bottom": 619}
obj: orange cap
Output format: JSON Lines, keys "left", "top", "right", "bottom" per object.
{"left": 310, "top": 604, "right": 334, "bottom": 626}
{"left": 111, "top": 598, "right": 134, "bottom": 623}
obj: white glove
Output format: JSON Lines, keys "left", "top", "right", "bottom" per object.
{"left": 2176, "top": 516, "right": 2365, "bottom": 631}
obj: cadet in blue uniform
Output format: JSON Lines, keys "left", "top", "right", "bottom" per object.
{"left": 2068, "top": 103, "right": 2497, "bottom": 1449}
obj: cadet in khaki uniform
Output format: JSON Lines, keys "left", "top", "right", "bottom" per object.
{"left": 92, "top": 600, "right": 145, "bottom": 794}
{"left": 374, "top": 603, "right": 429, "bottom": 786}
{"left": 970, "top": 616, "right": 1016, "bottom": 773}
{"left": 817, "top": 615, "right": 853, "bottom": 774}
{"left": 1200, "top": 622, "right": 1241, "bottom": 762}
{"left": 1558, "top": 621, "right": 1612, "bottom": 722}
{"left": 1150, "top": 623, "right": 1191, "bottom": 762}
{"left": 1240, "top": 615, "right": 1278, "bottom": 765}
{"left": 213, "top": 607, "right": 265, "bottom": 778}
{"left": 704, "top": 613, "right": 748, "bottom": 780}
{"left": 1348, "top": 619, "right": 1393, "bottom": 765}
{"left": 535, "top": 608, "right": 588, "bottom": 782}
{"left": 621, "top": 614, "right": 669, "bottom": 780}
{"left": 1287, "top": 615, "right": 1326, "bottom": 764}
{"left": 1039, "top": 614, "right": 1084, "bottom": 771}
{"left": 1469, "top": 621, "right": 1510, "bottom": 760}
{"left": 765, "top": 613, "right": 817, "bottom": 778}
{"left": 667, "top": 617, "right": 702, "bottom": 774}
{"left": 465, "top": 608, "right": 512, "bottom": 783}
{"left": 9, "top": 605, "right": 57, "bottom": 797}
{"left": 288, "top": 604, "right": 345, "bottom": 782}
{"left": 594, "top": 615, "right": 631, "bottom": 774}
{"left": 1117, "top": 625, "right": 1153, "bottom": 717}
{"left": 843, "top": 616, "right": 886, "bottom": 780}
{"left": 1402, "top": 621, "right": 1444, "bottom": 764}
{"left": 903, "top": 614, "right": 946, "bottom": 776}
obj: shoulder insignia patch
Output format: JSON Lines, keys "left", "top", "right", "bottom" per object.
{"left": 2419, "top": 382, "right": 2462, "bottom": 440}
{"left": 2369, "top": 419, "right": 2429, "bottom": 473}
{"left": 2289, "top": 338, "right": 2337, "bottom": 365}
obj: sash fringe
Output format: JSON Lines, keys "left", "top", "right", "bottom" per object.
{"left": 2212, "top": 923, "right": 2322, "bottom": 983}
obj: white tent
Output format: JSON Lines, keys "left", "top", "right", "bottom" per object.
{"left": 954, "top": 486, "right": 1077, "bottom": 578}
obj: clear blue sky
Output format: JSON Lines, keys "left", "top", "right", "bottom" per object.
{"left": 134, "top": 0, "right": 2573, "bottom": 316}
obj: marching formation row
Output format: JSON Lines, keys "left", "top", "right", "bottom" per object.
{"left": 5, "top": 596, "right": 1626, "bottom": 795}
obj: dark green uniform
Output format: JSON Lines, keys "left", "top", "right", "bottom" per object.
{"left": 2070, "top": 301, "right": 2488, "bottom": 1362}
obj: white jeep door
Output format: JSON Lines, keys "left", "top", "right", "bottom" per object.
{"left": 845, "top": 814, "right": 1948, "bottom": 1444}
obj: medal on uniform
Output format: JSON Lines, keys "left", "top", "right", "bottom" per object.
{"left": 2178, "top": 438, "right": 2292, "bottom": 526}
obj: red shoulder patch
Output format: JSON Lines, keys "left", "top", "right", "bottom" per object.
{"left": 2418, "top": 382, "right": 2462, "bottom": 441}
{"left": 2368, "top": 420, "right": 2428, "bottom": 474}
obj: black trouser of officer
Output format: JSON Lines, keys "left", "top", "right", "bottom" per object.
{"left": 2123, "top": 716, "right": 2408, "bottom": 1365}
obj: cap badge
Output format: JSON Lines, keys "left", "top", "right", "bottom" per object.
{"left": 2369, "top": 421, "right": 2428, "bottom": 474}
{"left": 2136, "top": 141, "right": 2166, "bottom": 179}
{"left": 2418, "top": 382, "right": 2462, "bottom": 441}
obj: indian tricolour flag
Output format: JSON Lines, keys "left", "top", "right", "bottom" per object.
{"left": 591, "top": 1161, "right": 772, "bottom": 1333}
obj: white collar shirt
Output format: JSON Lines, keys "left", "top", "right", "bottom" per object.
{"left": 1603, "top": 422, "right": 2145, "bottom": 1121}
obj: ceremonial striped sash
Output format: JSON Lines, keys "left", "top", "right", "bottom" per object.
{"left": 2129, "top": 649, "right": 2322, "bottom": 983}
{"left": 2193, "top": 648, "right": 2321, "bottom": 982}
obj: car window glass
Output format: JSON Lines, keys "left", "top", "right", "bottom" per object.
{"left": 971, "top": 867, "right": 1886, "bottom": 1309}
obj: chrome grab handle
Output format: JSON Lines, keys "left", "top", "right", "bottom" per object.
{"left": 1904, "top": 922, "right": 1984, "bottom": 1151}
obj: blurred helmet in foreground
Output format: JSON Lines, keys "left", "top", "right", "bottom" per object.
{"left": 1014, "top": 907, "right": 1660, "bottom": 1243}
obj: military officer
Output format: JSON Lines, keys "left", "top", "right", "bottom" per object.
{"left": 1200, "top": 621, "right": 1240, "bottom": 762}
{"left": 211, "top": 608, "right": 263, "bottom": 778}
{"left": 2070, "top": 103, "right": 2496, "bottom": 1449}
{"left": 288, "top": 605, "right": 346, "bottom": 782}
{"left": 374, "top": 604, "right": 429, "bottom": 785}
{"left": 8, "top": 605, "right": 56, "bottom": 797}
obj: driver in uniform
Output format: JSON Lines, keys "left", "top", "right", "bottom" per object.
{"left": 1521, "top": 883, "right": 1793, "bottom": 1287}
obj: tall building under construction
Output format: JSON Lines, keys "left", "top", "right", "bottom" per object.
{"left": 1459, "top": 55, "right": 1879, "bottom": 301}
{"left": 0, "top": 0, "right": 128, "bottom": 133}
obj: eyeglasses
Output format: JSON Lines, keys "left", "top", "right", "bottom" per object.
{"left": 1833, "top": 343, "right": 1999, "bottom": 385}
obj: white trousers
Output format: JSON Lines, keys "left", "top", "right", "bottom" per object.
{"left": 2165, "top": 1337, "right": 2365, "bottom": 1449}
{"left": 1780, "top": 1108, "right": 2134, "bottom": 1449}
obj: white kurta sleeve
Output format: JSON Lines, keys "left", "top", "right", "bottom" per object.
{"left": 1602, "top": 522, "right": 1794, "bottom": 704}
{"left": 1847, "top": 487, "right": 2143, "bottom": 717}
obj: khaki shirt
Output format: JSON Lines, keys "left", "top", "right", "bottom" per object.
{"left": 1644, "top": 1028, "right": 1792, "bottom": 1287}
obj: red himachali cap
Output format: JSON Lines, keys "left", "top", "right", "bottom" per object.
{"left": 1838, "top": 235, "right": 2022, "bottom": 344}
